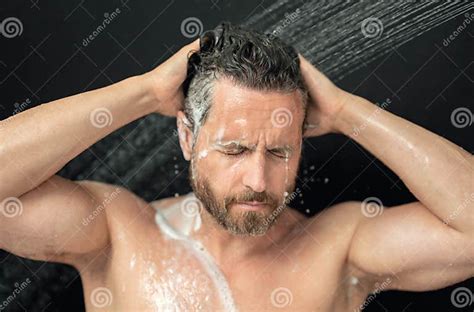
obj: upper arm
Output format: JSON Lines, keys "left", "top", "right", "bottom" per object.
{"left": 0, "top": 175, "right": 123, "bottom": 265}
{"left": 348, "top": 201, "right": 474, "bottom": 292}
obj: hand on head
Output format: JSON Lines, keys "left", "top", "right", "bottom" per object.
{"left": 298, "top": 54, "right": 355, "bottom": 137}
{"left": 146, "top": 38, "right": 200, "bottom": 116}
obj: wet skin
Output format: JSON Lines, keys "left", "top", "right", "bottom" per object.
{"left": 75, "top": 190, "right": 371, "bottom": 312}
{"left": 74, "top": 80, "right": 371, "bottom": 311}
{"left": 1, "top": 39, "right": 472, "bottom": 312}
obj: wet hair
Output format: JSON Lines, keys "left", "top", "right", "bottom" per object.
{"left": 183, "top": 21, "right": 308, "bottom": 139}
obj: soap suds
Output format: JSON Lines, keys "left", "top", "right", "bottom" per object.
{"left": 198, "top": 149, "right": 209, "bottom": 159}
{"left": 153, "top": 200, "right": 237, "bottom": 312}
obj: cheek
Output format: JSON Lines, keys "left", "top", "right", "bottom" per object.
{"left": 273, "top": 161, "right": 291, "bottom": 184}
{"left": 229, "top": 157, "right": 246, "bottom": 173}
{"left": 196, "top": 152, "right": 240, "bottom": 181}
{"left": 273, "top": 157, "right": 300, "bottom": 188}
{"left": 287, "top": 157, "right": 301, "bottom": 176}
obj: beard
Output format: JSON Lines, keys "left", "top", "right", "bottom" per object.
{"left": 188, "top": 155, "right": 296, "bottom": 236}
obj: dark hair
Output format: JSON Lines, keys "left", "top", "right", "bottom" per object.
{"left": 183, "top": 21, "right": 308, "bottom": 137}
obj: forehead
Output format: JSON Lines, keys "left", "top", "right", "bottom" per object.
{"left": 203, "top": 78, "right": 305, "bottom": 141}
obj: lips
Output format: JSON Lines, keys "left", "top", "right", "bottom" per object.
{"left": 238, "top": 201, "right": 267, "bottom": 206}
{"left": 233, "top": 201, "right": 269, "bottom": 211}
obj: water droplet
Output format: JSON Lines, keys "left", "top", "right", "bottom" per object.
{"left": 350, "top": 276, "right": 359, "bottom": 285}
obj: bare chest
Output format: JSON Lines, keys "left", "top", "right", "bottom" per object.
{"left": 80, "top": 238, "right": 367, "bottom": 312}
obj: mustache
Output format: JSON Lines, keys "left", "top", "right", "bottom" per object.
{"left": 226, "top": 191, "right": 278, "bottom": 206}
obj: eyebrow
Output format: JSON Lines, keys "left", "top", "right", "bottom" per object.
{"left": 212, "top": 141, "right": 251, "bottom": 150}
{"left": 212, "top": 141, "right": 293, "bottom": 154}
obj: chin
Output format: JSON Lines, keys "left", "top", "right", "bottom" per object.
{"left": 226, "top": 225, "right": 269, "bottom": 237}
{"left": 224, "top": 210, "right": 277, "bottom": 236}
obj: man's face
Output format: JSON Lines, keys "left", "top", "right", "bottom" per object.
{"left": 187, "top": 78, "right": 305, "bottom": 236}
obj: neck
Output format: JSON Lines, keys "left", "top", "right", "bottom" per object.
{"left": 192, "top": 204, "right": 295, "bottom": 266}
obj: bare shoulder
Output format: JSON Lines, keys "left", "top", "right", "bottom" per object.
{"left": 71, "top": 180, "right": 157, "bottom": 269}
{"left": 283, "top": 201, "right": 363, "bottom": 259}
{"left": 303, "top": 200, "right": 363, "bottom": 237}
{"left": 76, "top": 180, "right": 152, "bottom": 223}
{"left": 296, "top": 200, "right": 369, "bottom": 276}
{"left": 149, "top": 193, "right": 186, "bottom": 209}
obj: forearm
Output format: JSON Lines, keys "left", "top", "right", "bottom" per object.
{"left": 0, "top": 74, "right": 156, "bottom": 199}
{"left": 334, "top": 96, "right": 474, "bottom": 233}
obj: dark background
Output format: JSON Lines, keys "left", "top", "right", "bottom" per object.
{"left": 0, "top": 0, "right": 473, "bottom": 311}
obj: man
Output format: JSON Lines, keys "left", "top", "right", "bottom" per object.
{"left": 0, "top": 22, "right": 472, "bottom": 311}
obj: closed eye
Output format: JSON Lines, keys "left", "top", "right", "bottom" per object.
{"left": 269, "top": 150, "right": 288, "bottom": 159}
{"left": 222, "top": 149, "right": 246, "bottom": 156}
{"left": 220, "top": 148, "right": 289, "bottom": 158}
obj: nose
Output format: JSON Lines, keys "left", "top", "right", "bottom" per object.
{"left": 242, "top": 151, "right": 267, "bottom": 193}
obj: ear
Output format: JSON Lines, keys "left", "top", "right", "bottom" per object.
{"left": 176, "top": 111, "right": 194, "bottom": 161}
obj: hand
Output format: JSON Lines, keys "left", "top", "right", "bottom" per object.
{"left": 144, "top": 39, "right": 200, "bottom": 117}
{"left": 299, "top": 54, "right": 356, "bottom": 137}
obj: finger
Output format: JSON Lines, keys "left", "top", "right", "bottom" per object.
{"left": 159, "top": 38, "right": 200, "bottom": 77}
{"left": 299, "top": 55, "right": 334, "bottom": 92}
{"left": 176, "top": 38, "right": 200, "bottom": 62}
{"left": 186, "top": 38, "right": 200, "bottom": 52}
